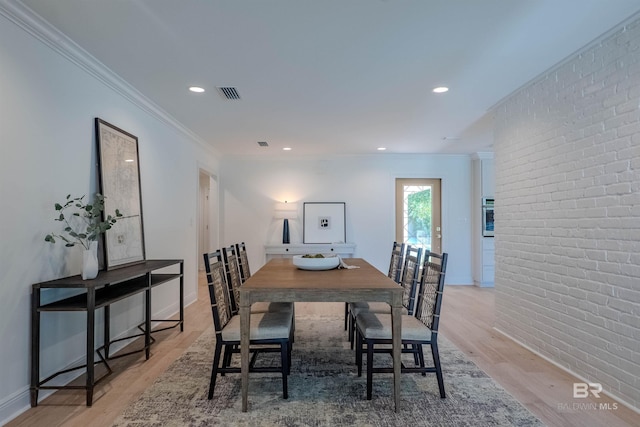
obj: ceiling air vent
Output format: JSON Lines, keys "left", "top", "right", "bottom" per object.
{"left": 257, "top": 141, "right": 269, "bottom": 147}
{"left": 217, "top": 86, "right": 241, "bottom": 100}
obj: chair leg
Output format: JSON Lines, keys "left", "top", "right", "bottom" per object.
{"left": 344, "top": 302, "right": 349, "bottom": 330}
{"left": 208, "top": 341, "right": 223, "bottom": 399}
{"left": 280, "top": 341, "right": 289, "bottom": 399}
{"left": 348, "top": 313, "right": 355, "bottom": 349}
{"left": 431, "top": 341, "right": 445, "bottom": 398}
{"left": 287, "top": 336, "right": 293, "bottom": 375}
{"left": 291, "top": 307, "right": 296, "bottom": 343}
{"left": 366, "top": 338, "right": 374, "bottom": 400}
{"left": 417, "top": 344, "right": 426, "bottom": 376}
{"left": 355, "top": 328, "right": 362, "bottom": 376}
{"left": 221, "top": 344, "right": 233, "bottom": 375}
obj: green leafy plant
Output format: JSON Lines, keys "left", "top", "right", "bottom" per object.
{"left": 45, "top": 193, "right": 123, "bottom": 250}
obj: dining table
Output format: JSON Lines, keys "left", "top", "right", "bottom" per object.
{"left": 239, "top": 257, "right": 404, "bottom": 412}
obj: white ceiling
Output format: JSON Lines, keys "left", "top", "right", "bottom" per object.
{"left": 19, "top": 0, "right": 640, "bottom": 156}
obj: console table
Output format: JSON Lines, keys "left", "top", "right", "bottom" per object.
{"left": 30, "top": 259, "right": 184, "bottom": 407}
{"left": 264, "top": 243, "right": 356, "bottom": 261}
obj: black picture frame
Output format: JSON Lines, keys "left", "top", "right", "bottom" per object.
{"left": 95, "top": 118, "right": 146, "bottom": 269}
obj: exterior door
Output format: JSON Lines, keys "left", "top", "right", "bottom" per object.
{"left": 395, "top": 178, "right": 442, "bottom": 254}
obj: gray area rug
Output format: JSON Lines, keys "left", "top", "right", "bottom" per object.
{"left": 112, "top": 317, "right": 543, "bottom": 426}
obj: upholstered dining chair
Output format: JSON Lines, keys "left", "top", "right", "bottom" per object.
{"left": 348, "top": 245, "right": 420, "bottom": 348}
{"left": 344, "top": 242, "right": 405, "bottom": 331}
{"left": 221, "top": 244, "right": 242, "bottom": 314}
{"left": 355, "top": 250, "right": 448, "bottom": 400}
{"left": 235, "top": 242, "right": 251, "bottom": 283}
{"left": 203, "top": 250, "right": 293, "bottom": 400}
{"left": 388, "top": 241, "right": 405, "bottom": 283}
{"left": 222, "top": 245, "right": 295, "bottom": 334}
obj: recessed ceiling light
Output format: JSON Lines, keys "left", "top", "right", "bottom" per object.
{"left": 433, "top": 86, "right": 449, "bottom": 93}
{"left": 189, "top": 86, "right": 205, "bottom": 93}
{"left": 377, "top": 147, "right": 387, "bottom": 151}
{"left": 283, "top": 147, "right": 292, "bottom": 151}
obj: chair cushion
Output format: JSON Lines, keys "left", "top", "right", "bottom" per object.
{"left": 350, "top": 302, "right": 408, "bottom": 318}
{"left": 356, "top": 312, "right": 432, "bottom": 341}
{"left": 350, "top": 302, "right": 390, "bottom": 317}
{"left": 222, "top": 312, "right": 292, "bottom": 341}
{"left": 251, "top": 301, "right": 294, "bottom": 313}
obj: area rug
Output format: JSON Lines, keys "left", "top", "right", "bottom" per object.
{"left": 112, "top": 316, "right": 543, "bottom": 426}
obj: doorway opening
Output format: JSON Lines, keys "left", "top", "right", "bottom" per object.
{"left": 198, "top": 170, "right": 218, "bottom": 271}
{"left": 395, "top": 178, "right": 442, "bottom": 254}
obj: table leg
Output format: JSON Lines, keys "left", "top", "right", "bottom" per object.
{"left": 30, "top": 288, "right": 40, "bottom": 407}
{"left": 104, "top": 304, "right": 111, "bottom": 358}
{"left": 391, "top": 302, "right": 401, "bottom": 412}
{"left": 179, "top": 261, "right": 184, "bottom": 332}
{"left": 240, "top": 298, "right": 250, "bottom": 412}
{"left": 145, "top": 274, "right": 151, "bottom": 360}
{"left": 86, "top": 289, "right": 95, "bottom": 406}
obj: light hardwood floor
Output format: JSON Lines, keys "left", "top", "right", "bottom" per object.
{"left": 7, "top": 277, "right": 637, "bottom": 427}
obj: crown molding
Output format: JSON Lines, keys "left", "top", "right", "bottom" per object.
{"left": 0, "top": 0, "right": 218, "bottom": 157}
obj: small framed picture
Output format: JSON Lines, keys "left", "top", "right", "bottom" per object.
{"left": 303, "top": 202, "right": 346, "bottom": 243}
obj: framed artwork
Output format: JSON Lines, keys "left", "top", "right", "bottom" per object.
{"left": 95, "top": 118, "right": 146, "bottom": 269}
{"left": 303, "top": 202, "right": 346, "bottom": 244}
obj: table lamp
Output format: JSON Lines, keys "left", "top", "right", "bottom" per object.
{"left": 274, "top": 202, "right": 298, "bottom": 244}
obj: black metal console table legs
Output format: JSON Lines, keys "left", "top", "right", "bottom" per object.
{"left": 30, "top": 259, "right": 184, "bottom": 407}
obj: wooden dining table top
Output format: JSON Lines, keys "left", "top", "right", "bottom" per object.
{"left": 239, "top": 258, "right": 403, "bottom": 302}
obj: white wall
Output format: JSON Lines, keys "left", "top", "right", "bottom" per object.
{"left": 493, "top": 16, "right": 640, "bottom": 410}
{"left": 219, "top": 154, "right": 473, "bottom": 285}
{"left": 0, "top": 9, "right": 219, "bottom": 423}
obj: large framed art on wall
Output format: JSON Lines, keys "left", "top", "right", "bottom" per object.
{"left": 95, "top": 118, "right": 146, "bottom": 269}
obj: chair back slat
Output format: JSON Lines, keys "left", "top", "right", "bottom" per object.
{"left": 203, "top": 250, "right": 233, "bottom": 335}
{"left": 415, "top": 251, "right": 448, "bottom": 332}
{"left": 222, "top": 245, "right": 242, "bottom": 314}
{"left": 400, "top": 245, "right": 422, "bottom": 315}
{"left": 235, "top": 242, "right": 251, "bottom": 283}
{"left": 388, "top": 241, "right": 405, "bottom": 284}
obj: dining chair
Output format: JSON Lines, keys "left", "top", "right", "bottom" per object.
{"left": 348, "top": 245, "right": 420, "bottom": 348}
{"left": 203, "top": 250, "right": 293, "bottom": 399}
{"left": 344, "top": 242, "right": 405, "bottom": 331}
{"left": 355, "top": 250, "right": 448, "bottom": 400}
{"left": 388, "top": 241, "right": 405, "bottom": 283}
{"left": 221, "top": 244, "right": 242, "bottom": 314}
{"left": 235, "top": 241, "right": 251, "bottom": 283}
{"left": 222, "top": 245, "right": 295, "bottom": 333}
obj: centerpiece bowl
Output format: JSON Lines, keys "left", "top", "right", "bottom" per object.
{"left": 292, "top": 254, "right": 340, "bottom": 270}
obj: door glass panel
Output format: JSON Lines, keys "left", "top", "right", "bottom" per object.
{"left": 403, "top": 185, "right": 432, "bottom": 251}
{"left": 396, "top": 178, "right": 441, "bottom": 253}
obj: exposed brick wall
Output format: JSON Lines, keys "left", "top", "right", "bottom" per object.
{"left": 493, "top": 18, "right": 640, "bottom": 410}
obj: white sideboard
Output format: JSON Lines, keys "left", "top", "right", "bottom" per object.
{"left": 264, "top": 243, "right": 356, "bottom": 261}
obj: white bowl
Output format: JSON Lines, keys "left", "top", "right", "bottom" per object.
{"left": 292, "top": 254, "right": 340, "bottom": 270}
